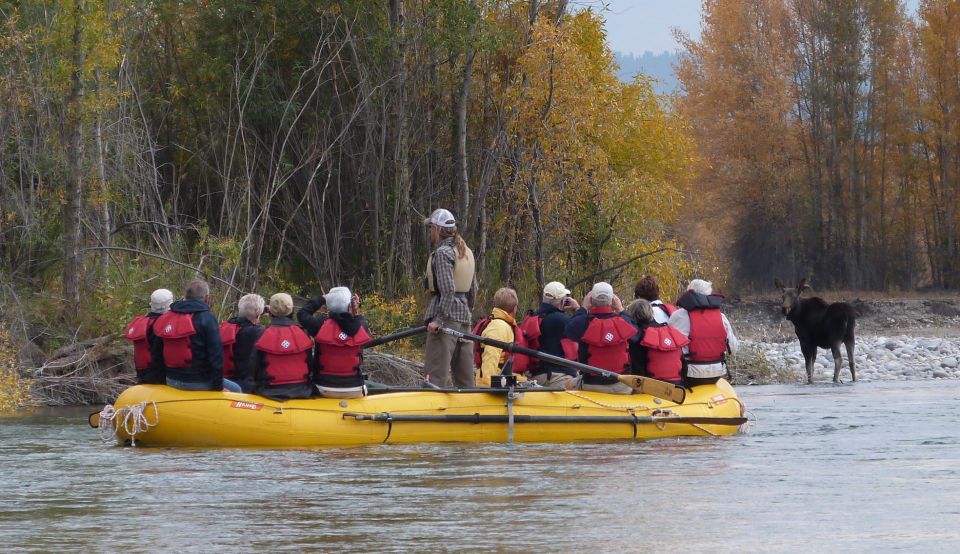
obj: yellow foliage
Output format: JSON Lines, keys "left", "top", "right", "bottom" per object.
{"left": 0, "top": 323, "right": 31, "bottom": 415}
{"left": 497, "top": 9, "right": 696, "bottom": 294}
{"left": 362, "top": 293, "right": 424, "bottom": 361}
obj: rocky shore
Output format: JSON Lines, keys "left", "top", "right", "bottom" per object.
{"left": 725, "top": 295, "right": 960, "bottom": 384}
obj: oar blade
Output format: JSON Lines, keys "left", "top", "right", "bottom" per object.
{"left": 617, "top": 375, "right": 686, "bottom": 404}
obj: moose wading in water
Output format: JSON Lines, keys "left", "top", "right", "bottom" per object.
{"left": 775, "top": 278, "right": 857, "bottom": 384}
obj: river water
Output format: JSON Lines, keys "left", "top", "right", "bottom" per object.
{"left": 2, "top": 380, "right": 959, "bottom": 553}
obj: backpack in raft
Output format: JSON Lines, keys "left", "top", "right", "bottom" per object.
{"left": 639, "top": 323, "right": 689, "bottom": 382}
{"left": 472, "top": 317, "right": 529, "bottom": 373}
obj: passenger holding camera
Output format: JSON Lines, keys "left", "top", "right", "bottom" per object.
{"left": 297, "top": 287, "right": 370, "bottom": 399}
{"left": 518, "top": 281, "right": 581, "bottom": 388}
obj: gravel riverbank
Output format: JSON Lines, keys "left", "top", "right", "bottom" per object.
{"left": 725, "top": 295, "right": 960, "bottom": 384}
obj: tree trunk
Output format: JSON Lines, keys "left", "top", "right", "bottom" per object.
{"left": 63, "top": 0, "right": 86, "bottom": 310}
{"left": 94, "top": 69, "right": 111, "bottom": 276}
{"left": 387, "top": 0, "right": 414, "bottom": 293}
{"left": 454, "top": 48, "right": 476, "bottom": 231}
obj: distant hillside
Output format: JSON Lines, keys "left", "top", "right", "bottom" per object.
{"left": 614, "top": 51, "right": 680, "bottom": 95}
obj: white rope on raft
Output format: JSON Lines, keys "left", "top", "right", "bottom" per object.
{"left": 97, "top": 401, "right": 159, "bottom": 446}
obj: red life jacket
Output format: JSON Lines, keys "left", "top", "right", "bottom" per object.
{"left": 579, "top": 310, "right": 637, "bottom": 374}
{"left": 154, "top": 311, "right": 197, "bottom": 369}
{"left": 519, "top": 315, "right": 578, "bottom": 374}
{"left": 314, "top": 319, "right": 371, "bottom": 378}
{"left": 256, "top": 325, "right": 313, "bottom": 385}
{"left": 687, "top": 308, "right": 728, "bottom": 363}
{"left": 472, "top": 317, "right": 530, "bottom": 373}
{"left": 124, "top": 315, "right": 154, "bottom": 370}
{"left": 220, "top": 321, "right": 240, "bottom": 379}
{"left": 639, "top": 324, "right": 690, "bottom": 382}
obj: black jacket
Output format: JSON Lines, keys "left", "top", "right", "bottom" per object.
{"left": 532, "top": 302, "right": 577, "bottom": 377}
{"left": 227, "top": 316, "right": 264, "bottom": 393}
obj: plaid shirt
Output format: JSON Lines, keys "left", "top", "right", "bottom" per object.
{"left": 425, "top": 237, "right": 477, "bottom": 325}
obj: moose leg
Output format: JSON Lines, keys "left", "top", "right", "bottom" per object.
{"left": 801, "top": 343, "right": 817, "bottom": 384}
{"left": 831, "top": 344, "right": 843, "bottom": 384}
{"left": 846, "top": 339, "right": 856, "bottom": 382}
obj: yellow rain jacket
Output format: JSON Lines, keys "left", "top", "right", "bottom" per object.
{"left": 476, "top": 308, "right": 529, "bottom": 387}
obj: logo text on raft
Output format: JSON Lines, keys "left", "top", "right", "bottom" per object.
{"left": 231, "top": 401, "right": 263, "bottom": 411}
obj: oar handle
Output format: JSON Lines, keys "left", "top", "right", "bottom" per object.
{"left": 362, "top": 325, "right": 428, "bottom": 349}
{"left": 440, "top": 326, "right": 620, "bottom": 379}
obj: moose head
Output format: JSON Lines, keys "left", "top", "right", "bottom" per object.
{"left": 774, "top": 277, "right": 811, "bottom": 317}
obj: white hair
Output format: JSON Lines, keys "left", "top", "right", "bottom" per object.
{"left": 325, "top": 286, "right": 352, "bottom": 314}
{"left": 687, "top": 279, "right": 713, "bottom": 296}
{"left": 237, "top": 294, "right": 265, "bottom": 321}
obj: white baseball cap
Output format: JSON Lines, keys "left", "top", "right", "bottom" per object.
{"left": 543, "top": 281, "right": 571, "bottom": 300}
{"left": 590, "top": 282, "right": 614, "bottom": 303}
{"left": 424, "top": 208, "right": 457, "bottom": 229}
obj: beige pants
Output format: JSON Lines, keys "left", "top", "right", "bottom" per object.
{"left": 424, "top": 321, "right": 475, "bottom": 388}
{"left": 529, "top": 372, "right": 576, "bottom": 388}
{"left": 573, "top": 376, "right": 634, "bottom": 395}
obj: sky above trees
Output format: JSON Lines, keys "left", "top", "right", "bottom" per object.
{"left": 600, "top": 0, "right": 922, "bottom": 55}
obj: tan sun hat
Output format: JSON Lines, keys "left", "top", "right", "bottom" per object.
{"left": 268, "top": 293, "right": 294, "bottom": 317}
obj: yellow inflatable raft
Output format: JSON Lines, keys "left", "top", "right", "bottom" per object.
{"left": 93, "top": 380, "right": 746, "bottom": 448}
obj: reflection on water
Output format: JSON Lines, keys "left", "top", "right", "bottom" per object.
{"left": 2, "top": 381, "right": 960, "bottom": 552}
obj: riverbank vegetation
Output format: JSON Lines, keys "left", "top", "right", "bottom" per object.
{"left": 1, "top": 1, "right": 958, "bottom": 405}
{"left": 0, "top": 1, "right": 693, "bottom": 361}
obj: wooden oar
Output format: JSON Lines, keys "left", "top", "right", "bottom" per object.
{"left": 440, "top": 327, "right": 686, "bottom": 404}
{"left": 344, "top": 412, "right": 746, "bottom": 426}
{"left": 361, "top": 325, "right": 427, "bottom": 349}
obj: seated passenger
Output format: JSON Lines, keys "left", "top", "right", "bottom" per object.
{"left": 220, "top": 294, "right": 265, "bottom": 393}
{"left": 153, "top": 279, "right": 242, "bottom": 392}
{"left": 565, "top": 282, "right": 638, "bottom": 395}
{"left": 626, "top": 299, "right": 689, "bottom": 385}
{"left": 474, "top": 287, "right": 528, "bottom": 387}
{"left": 254, "top": 293, "right": 314, "bottom": 400}
{"left": 633, "top": 275, "right": 676, "bottom": 324}
{"left": 297, "top": 287, "right": 369, "bottom": 399}
{"left": 668, "top": 279, "right": 740, "bottom": 387}
{"left": 124, "top": 288, "right": 173, "bottom": 385}
{"left": 519, "top": 281, "right": 580, "bottom": 388}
